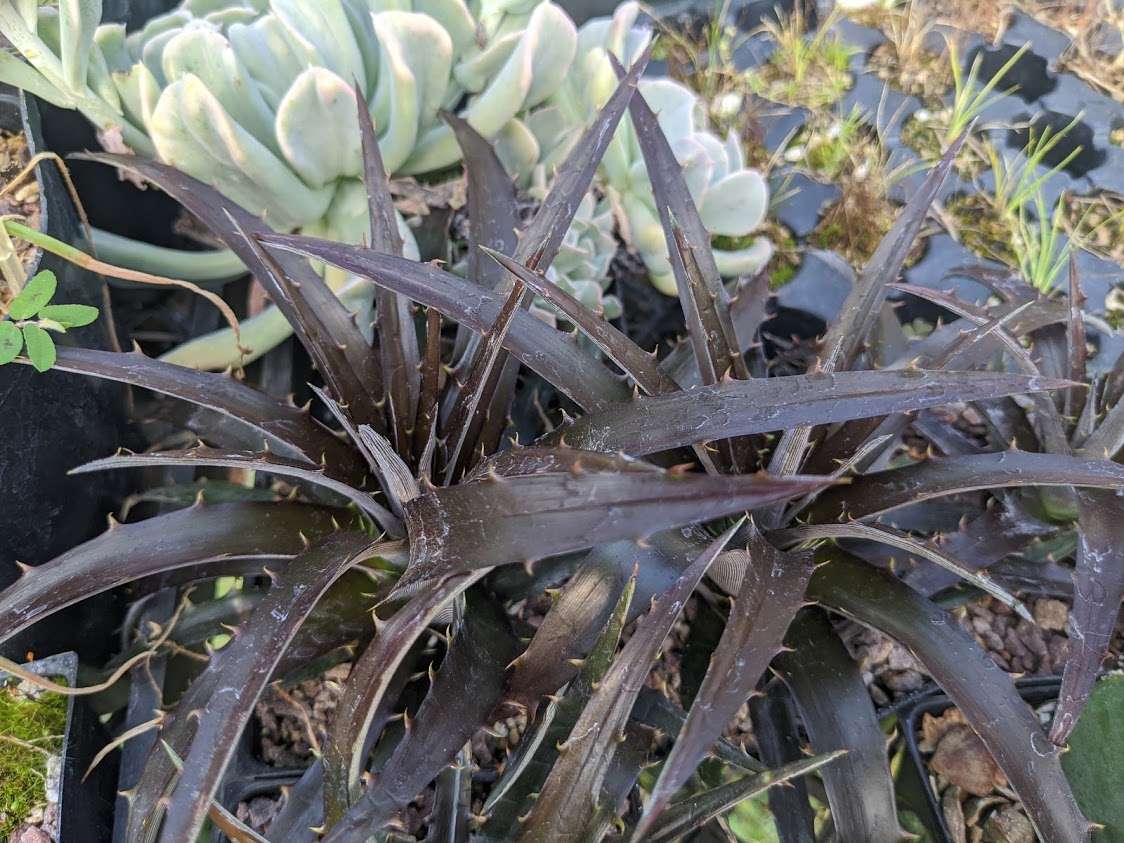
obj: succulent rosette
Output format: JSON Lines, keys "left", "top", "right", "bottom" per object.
{"left": 548, "top": 1, "right": 774, "bottom": 295}
{"left": 0, "top": 0, "right": 772, "bottom": 364}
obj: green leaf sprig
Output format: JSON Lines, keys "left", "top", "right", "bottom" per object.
{"left": 0, "top": 270, "right": 98, "bottom": 371}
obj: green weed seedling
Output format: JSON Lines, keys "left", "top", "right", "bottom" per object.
{"left": 984, "top": 114, "right": 1083, "bottom": 222}
{"left": 945, "top": 40, "right": 1029, "bottom": 144}
{"left": 0, "top": 270, "right": 98, "bottom": 372}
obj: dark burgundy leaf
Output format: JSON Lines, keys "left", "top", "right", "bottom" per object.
{"left": 322, "top": 570, "right": 489, "bottom": 824}
{"left": 323, "top": 591, "right": 519, "bottom": 839}
{"left": 809, "top": 552, "right": 1092, "bottom": 843}
{"left": 76, "top": 153, "right": 385, "bottom": 426}
{"left": 519, "top": 523, "right": 739, "bottom": 843}
{"left": 1051, "top": 489, "right": 1124, "bottom": 745}
{"left": 32, "top": 347, "right": 359, "bottom": 475}
{"left": 156, "top": 533, "right": 379, "bottom": 843}
{"left": 507, "top": 529, "right": 703, "bottom": 712}
{"left": 550, "top": 370, "right": 1067, "bottom": 456}
{"left": 0, "top": 502, "right": 340, "bottom": 645}
{"left": 70, "top": 447, "right": 402, "bottom": 536}
{"left": 259, "top": 233, "right": 630, "bottom": 411}
{"left": 357, "top": 83, "right": 419, "bottom": 452}
{"left": 481, "top": 247, "right": 677, "bottom": 395}
{"left": 633, "top": 527, "right": 814, "bottom": 837}
{"left": 639, "top": 752, "right": 846, "bottom": 843}
{"left": 809, "top": 451, "right": 1124, "bottom": 522}
{"left": 481, "top": 577, "right": 635, "bottom": 840}
{"left": 618, "top": 57, "right": 746, "bottom": 387}
{"left": 441, "top": 280, "right": 525, "bottom": 483}
{"left": 772, "top": 522, "right": 1028, "bottom": 618}
{"left": 396, "top": 467, "right": 829, "bottom": 590}
{"left": 766, "top": 131, "right": 967, "bottom": 485}
{"left": 774, "top": 610, "right": 907, "bottom": 843}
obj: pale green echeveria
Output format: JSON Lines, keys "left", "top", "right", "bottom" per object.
{"left": 549, "top": 1, "right": 773, "bottom": 295}
{"left": 528, "top": 188, "right": 621, "bottom": 328}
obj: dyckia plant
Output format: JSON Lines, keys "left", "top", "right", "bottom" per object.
{"left": 0, "top": 0, "right": 771, "bottom": 370}
{"left": 0, "top": 36, "right": 1119, "bottom": 843}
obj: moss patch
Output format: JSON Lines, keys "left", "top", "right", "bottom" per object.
{"left": 900, "top": 113, "right": 987, "bottom": 178}
{"left": 867, "top": 40, "right": 952, "bottom": 103}
{"left": 1063, "top": 191, "right": 1124, "bottom": 264}
{"left": 811, "top": 187, "right": 895, "bottom": 267}
{"left": 0, "top": 682, "right": 67, "bottom": 837}
{"left": 946, "top": 192, "right": 1017, "bottom": 266}
{"left": 788, "top": 111, "right": 877, "bottom": 182}
{"left": 761, "top": 221, "right": 801, "bottom": 289}
{"left": 746, "top": 13, "right": 855, "bottom": 110}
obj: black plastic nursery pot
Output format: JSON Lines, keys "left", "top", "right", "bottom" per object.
{"left": 0, "top": 652, "right": 119, "bottom": 843}
{"left": 898, "top": 675, "right": 1063, "bottom": 843}
{"left": 0, "top": 88, "right": 130, "bottom": 664}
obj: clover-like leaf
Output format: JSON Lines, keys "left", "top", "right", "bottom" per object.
{"left": 0, "top": 320, "right": 22, "bottom": 364}
{"left": 22, "top": 323, "right": 57, "bottom": 372}
{"left": 7, "top": 270, "right": 57, "bottom": 320}
{"left": 38, "top": 303, "right": 99, "bottom": 328}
